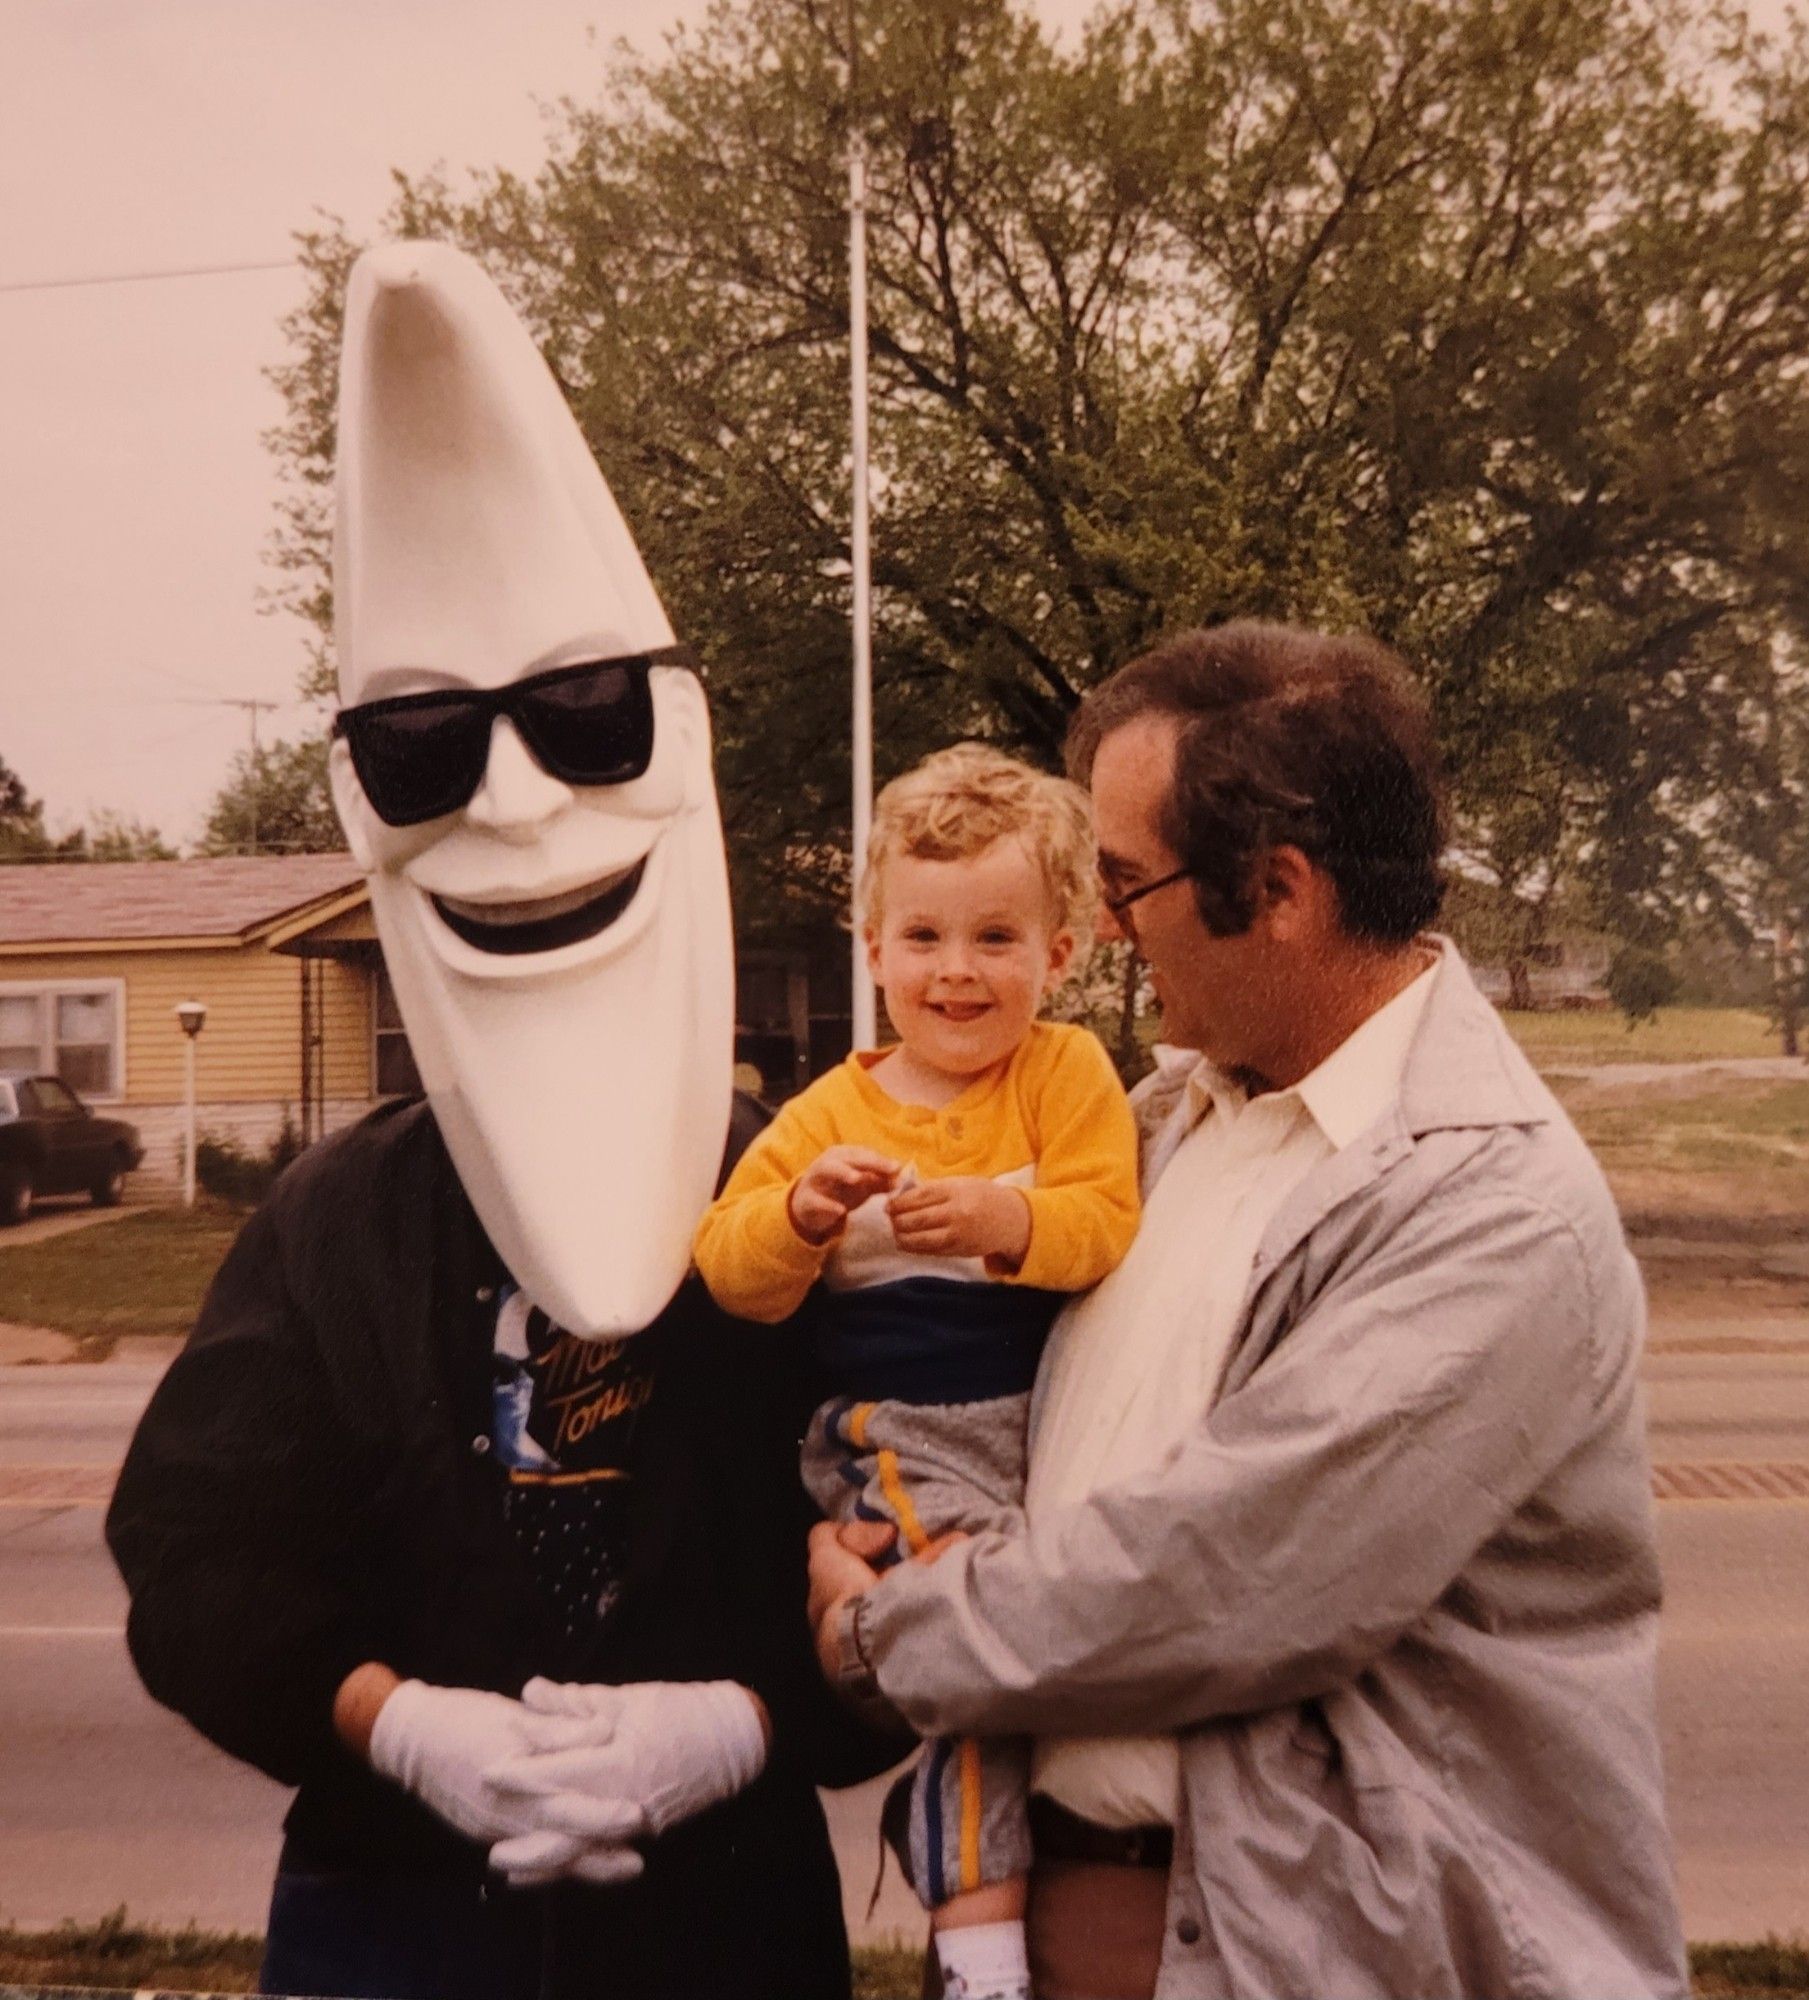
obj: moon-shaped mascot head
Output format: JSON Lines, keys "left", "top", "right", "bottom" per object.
{"left": 327, "top": 241, "right": 733, "bottom": 1336}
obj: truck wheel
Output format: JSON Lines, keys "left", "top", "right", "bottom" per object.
{"left": 0, "top": 1171, "right": 33, "bottom": 1226}
{"left": 90, "top": 1154, "right": 128, "bottom": 1208}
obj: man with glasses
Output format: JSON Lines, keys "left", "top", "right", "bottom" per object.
{"left": 109, "top": 244, "right": 877, "bottom": 2000}
{"left": 812, "top": 623, "right": 1686, "bottom": 1999}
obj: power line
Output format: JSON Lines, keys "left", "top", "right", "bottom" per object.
{"left": 167, "top": 698, "right": 282, "bottom": 853}
{"left": 0, "top": 257, "right": 295, "bottom": 297}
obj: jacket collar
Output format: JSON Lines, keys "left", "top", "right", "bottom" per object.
{"left": 1396, "top": 938, "right": 1553, "bottom": 1139}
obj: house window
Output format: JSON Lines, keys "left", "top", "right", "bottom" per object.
{"left": 0, "top": 982, "right": 124, "bottom": 1098}
{"left": 0, "top": 996, "right": 38, "bottom": 1075}
{"left": 373, "top": 966, "right": 422, "bottom": 1097}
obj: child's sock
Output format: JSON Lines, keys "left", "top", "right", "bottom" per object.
{"left": 933, "top": 1918, "right": 1032, "bottom": 2000}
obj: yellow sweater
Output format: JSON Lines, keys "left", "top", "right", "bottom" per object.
{"left": 694, "top": 1021, "right": 1140, "bottom": 1325}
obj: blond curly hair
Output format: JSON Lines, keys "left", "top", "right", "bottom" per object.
{"left": 861, "top": 742, "right": 1097, "bottom": 937}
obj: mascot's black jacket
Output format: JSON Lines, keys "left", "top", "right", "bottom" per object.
{"left": 107, "top": 1094, "right": 891, "bottom": 2000}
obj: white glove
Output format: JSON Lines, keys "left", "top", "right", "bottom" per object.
{"left": 366, "top": 1679, "right": 610, "bottom": 1848}
{"left": 480, "top": 1823, "right": 647, "bottom": 1889}
{"left": 484, "top": 1677, "right": 768, "bottom": 1884}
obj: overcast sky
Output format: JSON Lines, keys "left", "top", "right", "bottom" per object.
{"left": 0, "top": 0, "right": 1785, "bottom": 851}
{"left": 0, "top": 0, "right": 710, "bottom": 849}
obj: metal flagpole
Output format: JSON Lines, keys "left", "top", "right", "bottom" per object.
{"left": 848, "top": 4, "right": 877, "bottom": 1049}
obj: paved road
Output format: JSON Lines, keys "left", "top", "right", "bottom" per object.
{"left": 1648, "top": 1350, "right": 1809, "bottom": 1461}
{"left": 2, "top": 1355, "right": 1804, "bottom": 1946}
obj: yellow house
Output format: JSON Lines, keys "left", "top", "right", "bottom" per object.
{"left": 0, "top": 854, "right": 410, "bottom": 1187}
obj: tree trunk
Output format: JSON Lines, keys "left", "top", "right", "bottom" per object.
{"left": 1506, "top": 955, "right": 1534, "bottom": 1011}
{"left": 1508, "top": 890, "right": 1554, "bottom": 1014}
{"left": 1776, "top": 912, "right": 1802, "bottom": 1059}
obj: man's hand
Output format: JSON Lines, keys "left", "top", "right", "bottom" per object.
{"left": 788, "top": 1146, "right": 901, "bottom": 1246}
{"left": 807, "top": 1519, "right": 886, "bottom": 1676}
{"left": 807, "top": 1521, "right": 970, "bottom": 1685}
{"left": 887, "top": 1176, "right": 1032, "bottom": 1267}
{"left": 484, "top": 1680, "right": 769, "bottom": 1887}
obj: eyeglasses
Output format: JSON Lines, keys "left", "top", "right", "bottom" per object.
{"left": 1100, "top": 865, "right": 1197, "bottom": 937}
{"left": 333, "top": 643, "right": 698, "bottom": 828}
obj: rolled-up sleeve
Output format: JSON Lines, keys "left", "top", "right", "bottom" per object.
{"left": 850, "top": 1191, "right": 1604, "bottom": 1738}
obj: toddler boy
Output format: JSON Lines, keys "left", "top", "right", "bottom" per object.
{"left": 694, "top": 744, "right": 1139, "bottom": 2000}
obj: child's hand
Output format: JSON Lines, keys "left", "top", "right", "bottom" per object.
{"left": 788, "top": 1147, "right": 901, "bottom": 1246}
{"left": 886, "top": 1176, "right": 1032, "bottom": 1268}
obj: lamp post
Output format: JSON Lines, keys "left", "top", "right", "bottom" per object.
{"left": 174, "top": 1001, "right": 206, "bottom": 1208}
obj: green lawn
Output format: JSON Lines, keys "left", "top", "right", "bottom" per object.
{"left": 1552, "top": 1077, "right": 1809, "bottom": 1229}
{"left": 1565, "top": 1079, "right": 1809, "bottom": 1175}
{"left": 0, "top": 1911, "right": 261, "bottom": 1992}
{"left": 0, "top": 1203, "right": 241, "bottom": 1341}
{"left": 1504, "top": 1006, "right": 1784, "bottom": 1065}
{"left": 1, "top": 1917, "right": 1802, "bottom": 1997}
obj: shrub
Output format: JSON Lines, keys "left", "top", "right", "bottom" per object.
{"left": 1607, "top": 946, "right": 1681, "bottom": 1027}
{"left": 195, "top": 1109, "right": 306, "bottom": 1206}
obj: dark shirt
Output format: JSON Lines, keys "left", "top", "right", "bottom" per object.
{"left": 107, "top": 1095, "right": 889, "bottom": 2000}
{"left": 490, "top": 1284, "right": 659, "bottom": 1640}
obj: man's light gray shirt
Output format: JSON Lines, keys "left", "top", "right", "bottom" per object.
{"left": 850, "top": 942, "right": 1688, "bottom": 1999}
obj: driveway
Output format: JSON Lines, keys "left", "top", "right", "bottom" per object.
{"left": 1542, "top": 1056, "right": 1806, "bottom": 1089}
{"left": 0, "top": 1199, "right": 141, "bottom": 1251}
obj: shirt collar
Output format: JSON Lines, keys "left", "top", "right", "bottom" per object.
{"left": 1292, "top": 954, "right": 1439, "bottom": 1150}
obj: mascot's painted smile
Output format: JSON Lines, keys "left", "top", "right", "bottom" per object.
{"left": 432, "top": 855, "right": 648, "bottom": 955}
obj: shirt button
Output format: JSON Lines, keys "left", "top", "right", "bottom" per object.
{"left": 1175, "top": 1917, "right": 1202, "bottom": 1946}
{"left": 475, "top": 1285, "right": 495, "bottom": 1303}
{"left": 470, "top": 1434, "right": 491, "bottom": 1457}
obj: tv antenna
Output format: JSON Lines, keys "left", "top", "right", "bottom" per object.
{"left": 162, "top": 695, "right": 284, "bottom": 852}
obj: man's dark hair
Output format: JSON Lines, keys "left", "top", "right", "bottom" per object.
{"left": 1066, "top": 621, "right": 1446, "bottom": 944}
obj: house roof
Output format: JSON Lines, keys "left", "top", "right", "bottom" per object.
{"left": 0, "top": 853, "right": 368, "bottom": 949}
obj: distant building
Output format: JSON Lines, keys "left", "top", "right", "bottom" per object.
{"left": 1465, "top": 932, "right": 1615, "bottom": 1010}
{"left": 0, "top": 854, "right": 386, "bottom": 1186}
{"left": 733, "top": 942, "right": 853, "bottom": 1102}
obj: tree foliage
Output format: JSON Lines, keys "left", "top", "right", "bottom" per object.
{"left": 0, "top": 754, "right": 172, "bottom": 862}
{"left": 0, "top": 755, "right": 49, "bottom": 860}
{"left": 265, "top": 0, "right": 1809, "bottom": 968}
{"left": 1606, "top": 944, "right": 1681, "bottom": 1027}
{"left": 198, "top": 737, "right": 343, "bottom": 857}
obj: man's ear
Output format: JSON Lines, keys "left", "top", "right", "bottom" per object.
{"left": 1254, "top": 844, "right": 1317, "bottom": 943}
{"left": 327, "top": 737, "right": 377, "bottom": 873}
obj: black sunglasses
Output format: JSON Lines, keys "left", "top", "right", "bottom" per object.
{"left": 333, "top": 643, "right": 698, "bottom": 828}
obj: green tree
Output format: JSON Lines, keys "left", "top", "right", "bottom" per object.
{"left": 1606, "top": 945, "right": 1680, "bottom": 1028}
{"left": 1687, "top": 630, "right": 1809, "bottom": 1054}
{"left": 264, "top": 0, "right": 1809, "bottom": 978}
{"left": 198, "top": 736, "right": 343, "bottom": 856}
{"left": 55, "top": 812, "right": 176, "bottom": 861}
{"left": 0, "top": 755, "right": 51, "bottom": 858}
